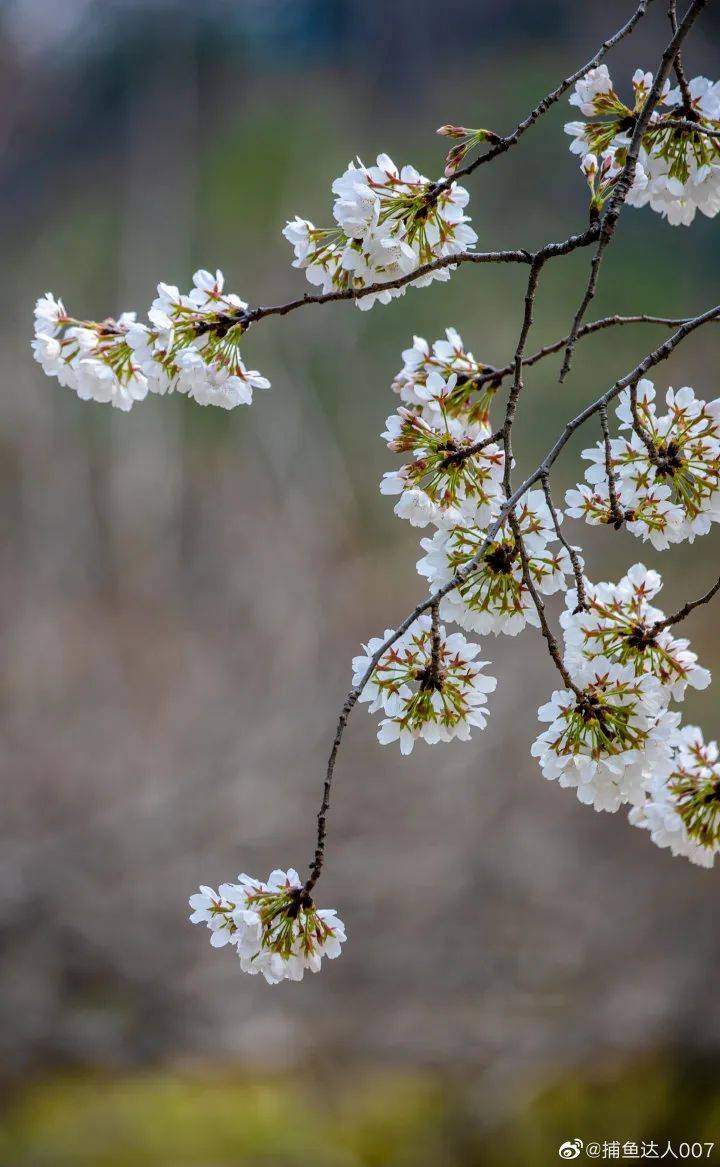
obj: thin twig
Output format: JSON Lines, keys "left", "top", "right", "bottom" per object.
{"left": 661, "top": 117, "right": 720, "bottom": 139}
{"left": 668, "top": 0, "right": 696, "bottom": 115}
{"left": 509, "top": 514, "right": 581, "bottom": 695}
{"left": 472, "top": 311, "right": 720, "bottom": 391}
{"left": 435, "top": 0, "right": 653, "bottom": 189}
{"left": 540, "top": 472, "right": 587, "bottom": 612}
{"left": 558, "top": 0, "right": 709, "bottom": 382}
{"left": 652, "top": 573, "right": 720, "bottom": 632}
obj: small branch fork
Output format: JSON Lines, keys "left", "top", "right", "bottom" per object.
{"left": 297, "top": 2, "right": 717, "bottom": 894}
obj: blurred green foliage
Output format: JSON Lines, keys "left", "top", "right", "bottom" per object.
{"left": 2, "top": 1057, "right": 720, "bottom": 1166}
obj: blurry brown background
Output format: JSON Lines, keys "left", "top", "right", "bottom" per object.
{"left": 1, "top": 1, "right": 720, "bottom": 1163}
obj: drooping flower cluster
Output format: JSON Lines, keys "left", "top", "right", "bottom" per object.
{"left": 566, "top": 66, "right": 720, "bottom": 225}
{"left": 569, "top": 380, "right": 720, "bottom": 546}
{"left": 380, "top": 370, "right": 504, "bottom": 528}
{"left": 532, "top": 659, "right": 679, "bottom": 812}
{"left": 418, "top": 490, "right": 575, "bottom": 636}
{"left": 352, "top": 615, "right": 496, "bottom": 754}
{"left": 534, "top": 561, "right": 713, "bottom": 840}
{"left": 32, "top": 271, "right": 269, "bottom": 411}
{"left": 189, "top": 868, "right": 346, "bottom": 983}
{"left": 630, "top": 725, "right": 720, "bottom": 867}
{"left": 284, "top": 154, "right": 476, "bottom": 309}
{"left": 561, "top": 563, "right": 711, "bottom": 701}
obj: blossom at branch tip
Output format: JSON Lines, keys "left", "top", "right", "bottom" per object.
{"left": 531, "top": 658, "right": 679, "bottom": 812}
{"left": 561, "top": 563, "right": 711, "bottom": 701}
{"left": 417, "top": 489, "right": 577, "bottom": 636}
{"left": 352, "top": 614, "right": 496, "bottom": 754}
{"left": 380, "top": 374, "right": 504, "bottom": 528}
{"left": 565, "top": 66, "right": 720, "bottom": 226}
{"left": 189, "top": 868, "right": 345, "bottom": 984}
{"left": 630, "top": 724, "right": 720, "bottom": 867}
{"left": 32, "top": 271, "right": 270, "bottom": 411}
{"left": 284, "top": 154, "right": 476, "bottom": 308}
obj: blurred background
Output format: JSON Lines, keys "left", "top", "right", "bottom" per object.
{"left": 2, "top": 1, "right": 720, "bottom": 1163}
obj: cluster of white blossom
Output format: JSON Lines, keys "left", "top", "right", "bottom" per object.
{"left": 283, "top": 154, "right": 476, "bottom": 309}
{"left": 566, "top": 65, "right": 720, "bottom": 225}
{"left": 391, "top": 328, "right": 497, "bottom": 428}
{"left": 32, "top": 270, "right": 269, "bottom": 411}
{"left": 630, "top": 725, "right": 720, "bottom": 867}
{"left": 380, "top": 378, "right": 505, "bottom": 528}
{"left": 532, "top": 560, "right": 715, "bottom": 866}
{"left": 532, "top": 658, "right": 678, "bottom": 812}
{"left": 189, "top": 868, "right": 346, "bottom": 984}
{"left": 418, "top": 490, "right": 575, "bottom": 636}
{"left": 352, "top": 615, "right": 496, "bottom": 754}
{"left": 568, "top": 380, "right": 720, "bottom": 547}
{"left": 561, "top": 563, "right": 711, "bottom": 701}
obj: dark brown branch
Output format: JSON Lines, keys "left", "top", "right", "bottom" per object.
{"left": 509, "top": 515, "right": 581, "bottom": 695}
{"left": 661, "top": 117, "right": 720, "bottom": 139}
{"left": 434, "top": 0, "right": 653, "bottom": 189}
{"left": 652, "top": 573, "right": 720, "bottom": 632}
{"left": 599, "top": 402, "right": 626, "bottom": 528}
{"left": 558, "top": 0, "right": 709, "bottom": 382}
{"left": 502, "top": 254, "right": 546, "bottom": 496}
{"left": 212, "top": 228, "right": 598, "bottom": 335}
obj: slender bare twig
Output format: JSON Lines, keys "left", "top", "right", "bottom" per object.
{"left": 435, "top": 0, "right": 653, "bottom": 189}
{"left": 509, "top": 514, "right": 581, "bottom": 695}
{"left": 652, "top": 573, "right": 720, "bottom": 632}
{"left": 661, "top": 117, "right": 720, "bottom": 139}
{"left": 472, "top": 312, "right": 720, "bottom": 391}
{"left": 668, "top": 0, "right": 696, "bottom": 114}
{"left": 304, "top": 301, "right": 720, "bottom": 890}
{"left": 540, "top": 472, "right": 587, "bottom": 612}
{"left": 599, "top": 402, "right": 626, "bottom": 528}
{"left": 502, "top": 255, "right": 546, "bottom": 499}
{"left": 558, "top": 0, "right": 709, "bottom": 382}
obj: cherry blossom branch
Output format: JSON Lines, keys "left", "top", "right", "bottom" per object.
{"left": 435, "top": 0, "right": 654, "bottom": 187}
{"left": 303, "top": 299, "right": 720, "bottom": 892}
{"left": 558, "top": 0, "right": 709, "bottom": 382}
